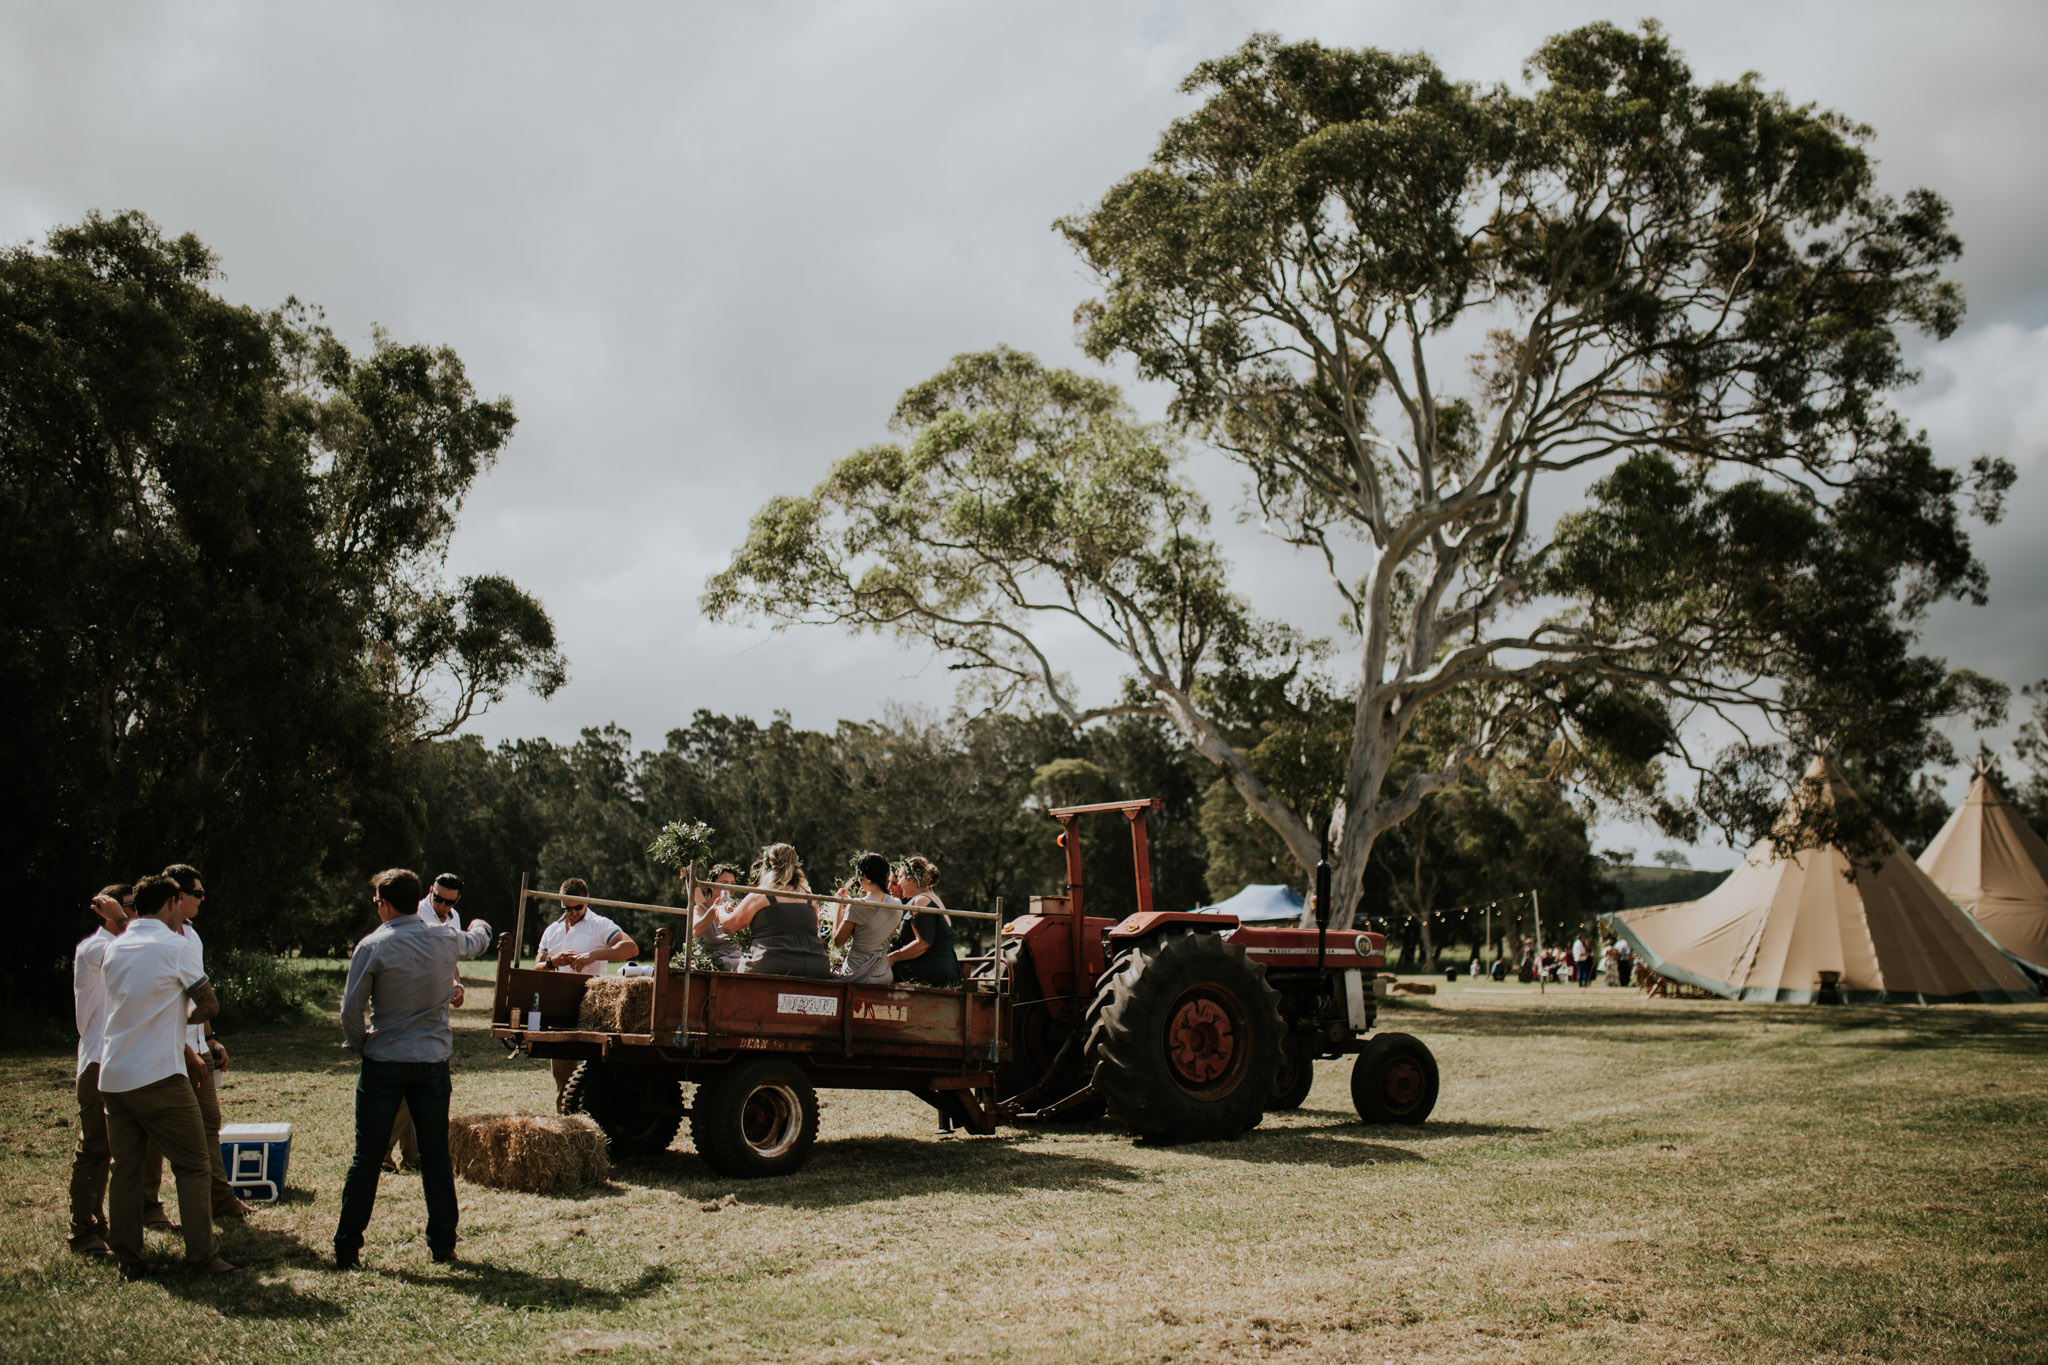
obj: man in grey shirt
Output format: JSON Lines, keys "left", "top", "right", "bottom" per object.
{"left": 333, "top": 868, "right": 491, "bottom": 1269}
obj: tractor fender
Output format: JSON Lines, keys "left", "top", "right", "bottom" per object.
{"left": 1107, "top": 911, "right": 1239, "bottom": 942}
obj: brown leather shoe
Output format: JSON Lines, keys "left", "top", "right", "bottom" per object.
{"left": 69, "top": 1235, "right": 113, "bottom": 1258}
{"left": 187, "top": 1256, "right": 242, "bottom": 1275}
{"left": 215, "top": 1199, "right": 253, "bottom": 1220}
{"left": 143, "top": 1213, "right": 179, "bottom": 1232}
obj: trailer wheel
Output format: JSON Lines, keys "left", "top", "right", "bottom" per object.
{"left": 1085, "top": 929, "right": 1283, "bottom": 1142}
{"left": 1350, "top": 1032, "right": 1438, "bottom": 1125}
{"left": 690, "top": 1059, "right": 819, "bottom": 1178}
{"left": 1267, "top": 1033, "right": 1315, "bottom": 1112}
{"left": 558, "top": 1060, "right": 683, "bottom": 1157}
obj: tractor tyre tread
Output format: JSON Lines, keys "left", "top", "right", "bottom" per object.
{"left": 690, "top": 1058, "right": 820, "bottom": 1179}
{"left": 1084, "top": 929, "right": 1284, "bottom": 1142}
{"left": 557, "top": 1060, "right": 683, "bottom": 1158}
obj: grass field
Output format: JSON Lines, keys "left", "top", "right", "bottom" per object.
{"left": 2, "top": 976, "right": 2043, "bottom": 1364}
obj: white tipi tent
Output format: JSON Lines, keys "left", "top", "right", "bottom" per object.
{"left": 1917, "top": 772, "right": 2048, "bottom": 978}
{"left": 1603, "top": 756, "right": 2038, "bottom": 1004}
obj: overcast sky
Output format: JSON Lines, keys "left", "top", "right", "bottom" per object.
{"left": 6, "top": 1, "right": 2045, "bottom": 868}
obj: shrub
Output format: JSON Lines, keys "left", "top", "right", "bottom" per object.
{"left": 208, "top": 949, "right": 322, "bottom": 1029}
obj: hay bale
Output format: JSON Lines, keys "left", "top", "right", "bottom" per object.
{"left": 448, "top": 1112, "right": 610, "bottom": 1193}
{"left": 578, "top": 975, "right": 654, "bottom": 1033}
{"left": 1392, "top": 980, "right": 1437, "bottom": 996}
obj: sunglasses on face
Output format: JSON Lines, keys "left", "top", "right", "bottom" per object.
{"left": 183, "top": 888, "right": 206, "bottom": 900}
{"left": 431, "top": 893, "right": 458, "bottom": 906}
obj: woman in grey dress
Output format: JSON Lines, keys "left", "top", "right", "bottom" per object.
{"left": 831, "top": 852, "right": 901, "bottom": 986}
{"left": 722, "top": 843, "right": 832, "bottom": 979}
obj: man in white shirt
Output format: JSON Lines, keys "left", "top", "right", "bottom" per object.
{"left": 1571, "top": 934, "right": 1591, "bottom": 988}
{"left": 536, "top": 878, "right": 637, "bottom": 1096}
{"left": 68, "top": 884, "right": 169, "bottom": 1256}
{"left": 163, "top": 864, "right": 248, "bottom": 1219}
{"left": 99, "top": 874, "right": 234, "bottom": 1277}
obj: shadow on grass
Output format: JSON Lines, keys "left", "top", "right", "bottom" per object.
{"left": 1167, "top": 1129, "right": 1425, "bottom": 1166}
{"left": 386, "top": 1261, "right": 672, "bottom": 1310}
{"left": 618, "top": 1135, "right": 1152, "bottom": 1208}
{"left": 1414, "top": 1000, "right": 2048, "bottom": 1056}
{"left": 157, "top": 1230, "right": 345, "bottom": 1320}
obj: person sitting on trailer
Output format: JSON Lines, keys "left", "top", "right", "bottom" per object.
{"left": 831, "top": 852, "right": 901, "bottom": 985}
{"left": 888, "top": 855, "right": 959, "bottom": 988}
{"left": 723, "top": 844, "right": 832, "bottom": 979}
{"left": 686, "top": 864, "right": 746, "bottom": 971}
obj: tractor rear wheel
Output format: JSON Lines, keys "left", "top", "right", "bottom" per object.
{"left": 1085, "top": 930, "right": 1283, "bottom": 1142}
{"left": 1267, "top": 1033, "right": 1315, "bottom": 1112}
{"left": 1350, "top": 1032, "right": 1438, "bottom": 1125}
{"left": 557, "top": 1060, "right": 683, "bottom": 1157}
{"left": 690, "top": 1058, "right": 819, "bottom": 1178}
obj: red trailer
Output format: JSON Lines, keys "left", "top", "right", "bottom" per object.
{"left": 493, "top": 797, "right": 1438, "bottom": 1176}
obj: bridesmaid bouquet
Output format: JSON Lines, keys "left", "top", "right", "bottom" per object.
{"left": 646, "top": 819, "right": 717, "bottom": 872}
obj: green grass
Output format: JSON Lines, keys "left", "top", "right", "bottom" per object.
{"left": 3, "top": 976, "right": 2043, "bottom": 1363}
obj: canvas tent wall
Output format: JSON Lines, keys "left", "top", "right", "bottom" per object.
{"left": 1602, "top": 757, "right": 2038, "bottom": 1004}
{"left": 1917, "top": 772, "right": 2048, "bottom": 978}
{"left": 1192, "top": 883, "right": 1306, "bottom": 924}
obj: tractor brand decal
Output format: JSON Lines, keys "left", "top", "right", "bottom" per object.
{"left": 1242, "top": 945, "right": 1371, "bottom": 959}
{"left": 776, "top": 993, "right": 840, "bottom": 1017}
{"left": 853, "top": 1001, "right": 908, "bottom": 1022}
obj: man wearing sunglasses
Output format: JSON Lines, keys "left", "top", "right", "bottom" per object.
{"left": 162, "top": 864, "right": 249, "bottom": 1221}
{"left": 384, "top": 873, "right": 491, "bottom": 1171}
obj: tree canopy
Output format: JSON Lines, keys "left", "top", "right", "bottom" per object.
{"left": 1, "top": 212, "right": 562, "bottom": 1010}
{"left": 719, "top": 22, "right": 2014, "bottom": 924}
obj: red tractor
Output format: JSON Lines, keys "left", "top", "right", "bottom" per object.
{"left": 987, "top": 798, "right": 1438, "bottom": 1140}
{"left": 496, "top": 795, "right": 1438, "bottom": 1174}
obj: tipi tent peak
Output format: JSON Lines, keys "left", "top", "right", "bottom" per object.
{"left": 1917, "top": 771, "right": 2048, "bottom": 979}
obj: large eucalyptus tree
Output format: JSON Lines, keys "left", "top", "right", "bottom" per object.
{"left": 713, "top": 23, "right": 2009, "bottom": 923}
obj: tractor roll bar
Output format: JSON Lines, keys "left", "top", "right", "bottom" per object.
{"left": 516, "top": 884, "right": 998, "bottom": 921}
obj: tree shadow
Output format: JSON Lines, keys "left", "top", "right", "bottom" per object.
{"left": 385, "top": 1261, "right": 673, "bottom": 1310}
{"left": 1183, "top": 1131, "right": 1426, "bottom": 1167}
{"left": 617, "top": 1135, "right": 1153, "bottom": 1208}
{"left": 1412, "top": 1001, "right": 2048, "bottom": 1057}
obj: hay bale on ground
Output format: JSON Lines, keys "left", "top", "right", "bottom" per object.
{"left": 448, "top": 1112, "right": 609, "bottom": 1193}
{"left": 578, "top": 975, "right": 654, "bottom": 1033}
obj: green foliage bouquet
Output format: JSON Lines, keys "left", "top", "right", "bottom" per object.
{"left": 646, "top": 819, "right": 716, "bottom": 872}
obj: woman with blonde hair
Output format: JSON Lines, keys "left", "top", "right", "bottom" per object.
{"left": 722, "top": 844, "right": 832, "bottom": 978}
{"left": 888, "top": 855, "right": 959, "bottom": 987}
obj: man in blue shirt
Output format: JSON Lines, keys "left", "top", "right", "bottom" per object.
{"left": 333, "top": 868, "right": 491, "bottom": 1269}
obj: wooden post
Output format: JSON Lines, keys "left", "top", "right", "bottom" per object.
{"left": 513, "top": 871, "right": 529, "bottom": 972}
{"left": 677, "top": 862, "right": 696, "bottom": 1051}
{"left": 1532, "top": 887, "right": 1545, "bottom": 995}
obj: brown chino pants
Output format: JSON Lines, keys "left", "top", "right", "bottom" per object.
{"left": 103, "top": 1074, "right": 215, "bottom": 1271}
{"left": 69, "top": 1063, "right": 166, "bottom": 1243}
{"left": 191, "top": 1058, "right": 237, "bottom": 1212}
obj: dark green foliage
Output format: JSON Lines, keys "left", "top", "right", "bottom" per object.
{"left": 0, "top": 212, "right": 560, "bottom": 1014}
{"left": 412, "top": 710, "right": 1219, "bottom": 956}
{"left": 207, "top": 950, "right": 322, "bottom": 1030}
{"left": 1059, "top": 23, "right": 2010, "bottom": 917}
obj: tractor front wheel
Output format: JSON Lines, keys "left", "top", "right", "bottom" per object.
{"left": 690, "top": 1058, "right": 820, "bottom": 1178}
{"left": 1350, "top": 1032, "right": 1438, "bottom": 1125}
{"left": 558, "top": 1060, "right": 683, "bottom": 1157}
{"left": 1085, "top": 930, "right": 1283, "bottom": 1142}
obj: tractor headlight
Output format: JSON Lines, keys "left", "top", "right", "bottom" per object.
{"left": 1355, "top": 934, "right": 1374, "bottom": 957}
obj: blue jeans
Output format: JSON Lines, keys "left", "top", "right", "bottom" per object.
{"left": 334, "top": 1058, "right": 456, "bottom": 1259}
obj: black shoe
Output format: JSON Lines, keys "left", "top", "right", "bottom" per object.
{"left": 430, "top": 1248, "right": 457, "bottom": 1264}
{"left": 119, "top": 1261, "right": 152, "bottom": 1281}
{"left": 333, "top": 1249, "right": 360, "bottom": 1271}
